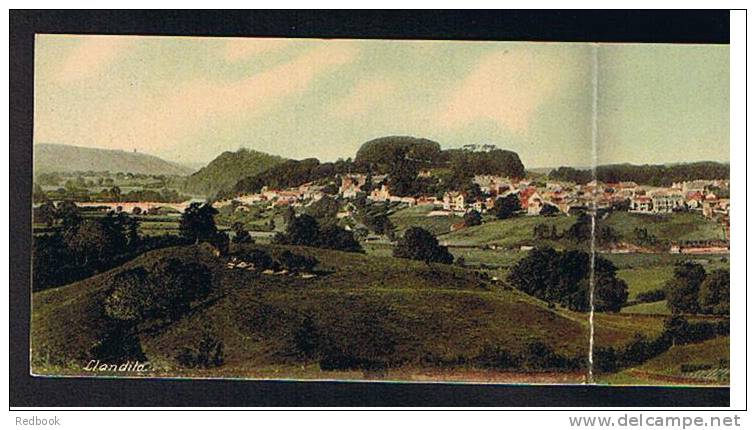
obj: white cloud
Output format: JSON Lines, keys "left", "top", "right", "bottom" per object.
{"left": 81, "top": 42, "right": 360, "bottom": 153}
{"left": 331, "top": 78, "right": 396, "bottom": 118}
{"left": 436, "top": 47, "right": 578, "bottom": 134}
{"left": 56, "top": 36, "right": 135, "bottom": 82}
{"left": 223, "top": 37, "right": 293, "bottom": 62}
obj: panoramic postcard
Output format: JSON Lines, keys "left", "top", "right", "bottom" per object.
{"left": 31, "top": 35, "right": 730, "bottom": 386}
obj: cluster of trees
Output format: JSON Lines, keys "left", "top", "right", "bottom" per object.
{"left": 547, "top": 167, "right": 594, "bottom": 184}
{"left": 493, "top": 193, "right": 521, "bottom": 219}
{"left": 548, "top": 162, "right": 729, "bottom": 186}
{"left": 274, "top": 213, "right": 363, "bottom": 253}
{"left": 357, "top": 200, "right": 397, "bottom": 239}
{"left": 595, "top": 316, "right": 729, "bottom": 373}
{"left": 507, "top": 247, "right": 629, "bottom": 312}
{"left": 236, "top": 248, "right": 319, "bottom": 273}
{"left": 392, "top": 227, "right": 454, "bottom": 264}
{"left": 665, "top": 262, "right": 729, "bottom": 315}
{"left": 228, "top": 158, "right": 354, "bottom": 198}
{"left": 101, "top": 259, "right": 221, "bottom": 368}
{"left": 33, "top": 200, "right": 230, "bottom": 292}
{"left": 227, "top": 136, "right": 525, "bottom": 200}
{"left": 463, "top": 210, "right": 482, "bottom": 227}
{"left": 35, "top": 184, "right": 187, "bottom": 204}
{"left": 471, "top": 341, "right": 583, "bottom": 372}
{"left": 354, "top": 136, "right": 444, "bottom": 172}
{"left": 32, "top": 202, "right": 151, "bottom": 291}
{"left": 105, "top": 259, "right": 213, "bottom": 322}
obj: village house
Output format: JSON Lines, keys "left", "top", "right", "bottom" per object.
{"left": 518, "top": 187, "right": 537, "bottom": 212}
{"left": 339, "top": 174, "right": 366, "bottom": 199}
{"left": 473, "top": 175, "right": 512, "bottom": 195}
{"left": 630, "top": 195, "right": 653, "bottom": 213}
{"left": 651, "top": 191, "right": 684, "bottom": 213}
{"left": 443, "top": 191, "right": 466, "bottom": 212}
{"left": 686, "top": 191, "right": 704, "bottom": 209}
{"left": 525, "top": 191, "right": 546, "bottom": 216}
{"left": 368, "top": 184, "right": 391, "bottom": 202}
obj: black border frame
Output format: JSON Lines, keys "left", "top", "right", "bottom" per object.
{"left": 10, "top": 9, "right": 736, "bottom": 408}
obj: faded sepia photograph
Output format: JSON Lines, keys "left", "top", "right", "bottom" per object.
{"left": 31, "top": 35, "right": 730, "bottom": 387}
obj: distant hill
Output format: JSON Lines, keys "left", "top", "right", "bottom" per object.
{"left": 548, "top": 162, "right": 730, "bottom": 186}
{"left": 34, "top": 143, "right": 193, "bottom": 176}
{"left": 183, "top": 148, "right": 286, "bottom": 197}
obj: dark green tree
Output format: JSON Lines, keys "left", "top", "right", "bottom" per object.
{"left": 34, "top": 200, "right": 57, "bottom": 227}
{"left": 318, "top": 224, "right": 363, "bottom": 253}
{"left": 539, "top": 204, "right": 560, "bottom": 216}
{"left": 180, "top": 203, "right": 219, "bottom": 243}
{"left": 393, "top": 227, "right": 453, "bottom": 264}
{"left": 699, "top": 269, "right": 729, "bottom": 315}
{"left": 276, "top": 213, "right": 321, "bottom": 247}
{"left": 231, "top": 221, "right": 253, "bottom": 244}
{"left": 463, "top": 209, "right": 483, "bottom": 227}
{"left": 665, "top": 262, "right": 706, "bottom": 314}
{"left": 493, "top": 193, "right": 521, "bottom": 219}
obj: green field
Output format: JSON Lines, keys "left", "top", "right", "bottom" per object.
{"left": 620, "top": 300, "right": 671, "bottom": 315}
{"left": 600, "top": 337, "right": 729, "bottom": 385}
{"left": 389, "top": 205, "right": 462, "bottom": 236}
{"left": 441, "top": 215, "right": 574, "bottom": 248}
{"left": 603, "top": 211, "right": 726, "bottom": 243}
{"left": 617, "top": 266, "right": 674, "bottom": 299}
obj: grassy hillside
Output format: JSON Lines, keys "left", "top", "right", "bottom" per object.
{"left": 183, "top": 148, "right": 285, "bottom": 197}
{"left": 618, "top": 266, "right": 674, "bottom": 299}
{"left": 29, "top": 243, "right": 596, "bottom": 378}
{"left": 34, "top": 143, "right": 194, "bottom": 176}
{"left": 389, "top": 206, "right": 462, "bottom": 236}
{"left": 621, "top": 300, "right": 671, "bottom": 315}
{"left": 441, "top": 215, "right": 574, "bottom": 248}
{"left": 603, "top": 212, "right": 726, "bottom": 243}
{"left": 600, "top": 337, "right": 729, "bottom": 385}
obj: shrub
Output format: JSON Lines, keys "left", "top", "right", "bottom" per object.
{"left": 104, "top": 259, "right": 213, "bottom": 322}
{"left": 393, "top": 227, "right": 453, "bottom": 264}
{"left": 665, "top": 262, "right": 706, "bottom": 314}
{"left": 272, "top": 249, "right": 318, "bottom": 273}
{"left": 521, "top": 341, "right": 583, "bottom": 371}
{"left": 176, "top": 330, "right": 224, "bottom": 368}
{"left": 493, "top": 193, "right": 521, "bottom": 219}
{"left": 242, "top": 249, "right": 274, "bottom": 270}
{"left": 474, "top": 345, "right": 521, "bottom": 369}
{"left": 463, "top": 210, "right": 482, "bottom": 227}
{"left": 700, "top": 269, "right": 730, "bottom": 315}
{"left": 318, "top": 224, "right": 363, "bottom": 252}
{"left": 104, "top": 268, "right": 153, "bottom": 321}
{"left": 636, "top": 288, "right": 666, "bottom": 303}
{"left": 681, "top": 363, "right": 713, "bottom": 373}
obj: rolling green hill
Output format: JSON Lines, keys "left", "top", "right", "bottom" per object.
{"left": 34, "top": 143, "right": 194, "bottom": 176}
{"left": 182, "top": 148, "right": 285, "bottom": 197}
{"left": 31, "top": 243, "right": 682, "bottom": 380}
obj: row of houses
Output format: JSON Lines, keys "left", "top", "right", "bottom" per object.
{"left": 213, "top": 173, "right": 730, "bottom": 224}
{"left": 214, "top": 183, "right": 328, "bottom": 210}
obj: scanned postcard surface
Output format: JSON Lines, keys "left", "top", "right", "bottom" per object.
{"left": 31, "top": 35, "right": 729, "bottom": 387}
